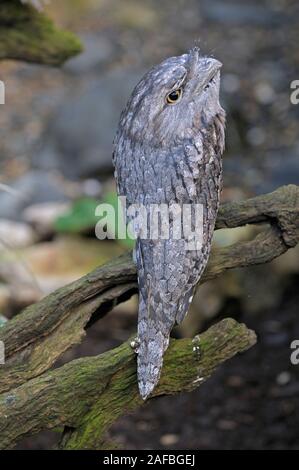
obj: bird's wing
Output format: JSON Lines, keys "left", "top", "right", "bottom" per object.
{"left": 114, "top": 139, "right": 221, "bottom": 399}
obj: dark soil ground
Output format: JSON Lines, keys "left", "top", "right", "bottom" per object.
{"left": 17, "top": 274, "right": 299, "bottom": 450}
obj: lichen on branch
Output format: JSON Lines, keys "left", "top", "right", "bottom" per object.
{"left": 0, "top": 318, "right": 256, "bottom": 449}
{"left": 0, "top": 184, "right": 297, "bottom": 449}
{"left": 0, "top": 0, "right": 82, "bottom": 65}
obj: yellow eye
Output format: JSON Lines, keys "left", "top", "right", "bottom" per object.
{"left": 166, "top": 88, "right": 182, "bottom": 104}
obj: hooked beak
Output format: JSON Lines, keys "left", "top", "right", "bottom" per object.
{"left": 203, "top": 58, "right": 222, "bottom": 84}
{"left": 187, "top": 48, "right": 222, "bottom": 93}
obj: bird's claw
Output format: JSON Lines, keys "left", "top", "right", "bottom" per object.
{"left": 130, "top": 337, "right": 140, "bottom": 354}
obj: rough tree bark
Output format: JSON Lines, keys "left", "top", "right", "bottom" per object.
{"left": 0, "top": 184, "right": 298, "bottom": 449}
{"left": 0, "top": 319, "right": 256, "bottom": 449}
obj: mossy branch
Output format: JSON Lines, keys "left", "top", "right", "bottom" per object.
{"left": 0, "top": 184, "right": 297, "bottom": 449}
{"left": 0, "top": 0, "right": 82, "bottom": 65}
{"left": 0, "top": 318, "right": 256, "bottom": 449}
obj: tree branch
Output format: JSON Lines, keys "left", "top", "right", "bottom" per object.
{"left": 0, "top": 184, "right": 297, "bottom": 394}
{"left": 0, "top": 318, "right": 256, "bottom": 449}
{"left": 0, "top": 0, "right": 82, "bottom": 65}
{"left": 0, "top": 184, "right": 297, "bottom": 449}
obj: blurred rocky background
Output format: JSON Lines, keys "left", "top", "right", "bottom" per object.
{"left": 0, "top": 0, "right": 299, "bottom": 450}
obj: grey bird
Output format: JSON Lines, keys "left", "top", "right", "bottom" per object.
{"left": 113, "top": 47, "right": 225, "bottom": 399}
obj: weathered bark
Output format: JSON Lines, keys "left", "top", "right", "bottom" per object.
{"left": 0, "top": 184, "right": 297, "bottom": 449}
{"left": 0, "top": 318, "right": 256, "bottom": 449}
{"left": 0, "top": 0, "right": 82, "bottom": 65}
{"left": 0, "top": 184, "right": 297, "bottom": 394}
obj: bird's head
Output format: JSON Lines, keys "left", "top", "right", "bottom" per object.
{"left": 117, "top": 47, "right": 224, "bottom": 147}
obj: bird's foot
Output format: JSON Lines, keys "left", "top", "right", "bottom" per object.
{"left": 130, "top": 336, "right": 140, "bottom": 354}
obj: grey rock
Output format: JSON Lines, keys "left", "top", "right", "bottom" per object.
{"left": 23, "top": 201, "right": 71, "bottom": 237}
{"left": 0, "top": 170, "right": 68, "bottom": 220}
{"left": 33, "top": 68, "right": 144, "bottom": 180}
{"left": 63, "top": 33, "right": 115, "bottom": 75}
{"left": 200, "top": 0, "right": 286, "bottom": 26}
{"left": 0, "top": 220, "right": 36, "bottom": 248}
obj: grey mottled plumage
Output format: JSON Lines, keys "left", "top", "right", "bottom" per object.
{"left": 113, "top": 48, "right": 225, "bottom": 399}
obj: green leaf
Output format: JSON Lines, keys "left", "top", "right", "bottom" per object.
{"left": 54, "top": 198, "right": 100, "bottom": 233}
{"left": 54, "top": 194, "right": 135, "bottom": 249}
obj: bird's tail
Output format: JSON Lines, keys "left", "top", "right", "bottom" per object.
{"left": 134, "top": 238, "right": 194, "bottom": 399}
{"left": 136, "top": 293, "right": 178, "bottom": 400}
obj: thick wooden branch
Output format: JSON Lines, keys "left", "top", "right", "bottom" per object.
{"left": 0, "top": 185, "right": 298, "bottom": 396}
{"left": 217, "top": 184, "right": 298, "bottom": 247}
{"left": 0, "top": 318, "right": 256, "bottom": 449}
{"left": 0, "top": 184, "right": 297, "bottom": 449}
{"left": 0, "top": 0, "right": 82, "bottom": 65}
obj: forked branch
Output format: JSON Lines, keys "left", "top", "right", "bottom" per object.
{"left": 0, "top": 184, "right": 297, "bottom": 449}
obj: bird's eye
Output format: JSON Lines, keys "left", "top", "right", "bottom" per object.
{"left": 166, "top": 88, "right": 182, "bottom": 104}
